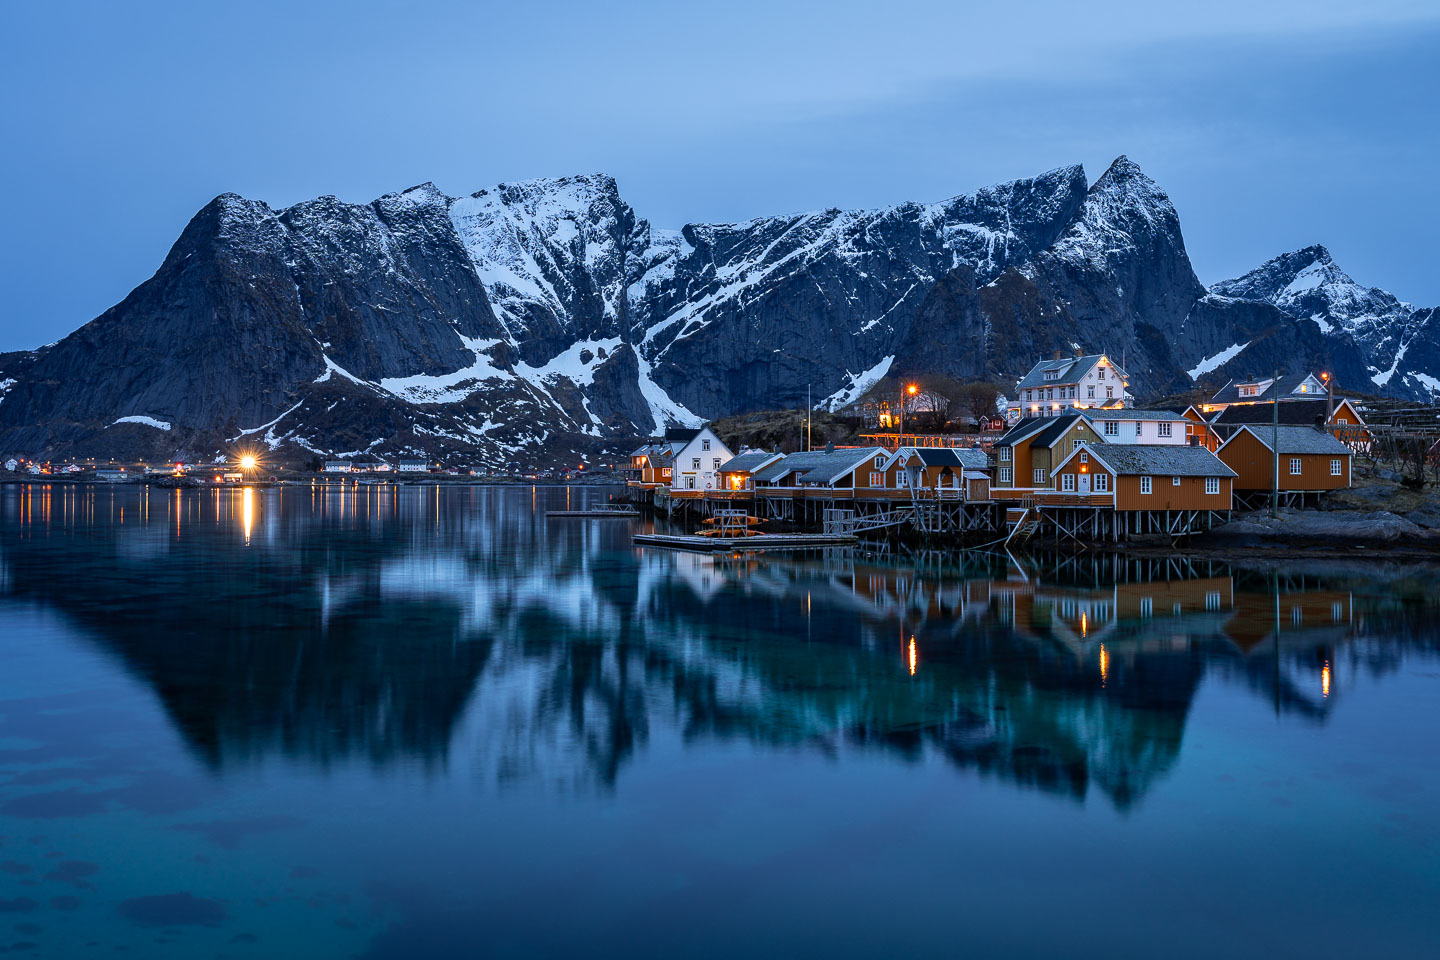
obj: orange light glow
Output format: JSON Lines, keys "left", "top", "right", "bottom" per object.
{"left": 1322, "top": 661, "right": 1331, "bottom": 698}
{"left": 241, "top": 486, "right": 254, "bottom": 545}
{"left": 239, "top": 455, "right": 257, "bottom": 471}
{"left": 1081, "top": 612, "right": 1088, "bottom": 638}
{"left": 1099, "top": 643, "right": 1108, "bottom": 685}
{"left": 908, "top": 636, "right": 917, "bottom": 675}
{"left": 907, "top": 384, "right": 918, "bottom": 396}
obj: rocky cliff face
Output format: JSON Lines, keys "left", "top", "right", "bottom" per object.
{"left": 2, "top": 159, "right": 1435, "bottom": 465}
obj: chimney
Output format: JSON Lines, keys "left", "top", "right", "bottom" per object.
{"left": 825, "top": 441, "right": 835, "bottom": 454}
{"left": 1052, "top": 349, "right": 1063, "bottom": 361}
{"left": 1074, "top": 347, "right": 1083, "bottom": 358}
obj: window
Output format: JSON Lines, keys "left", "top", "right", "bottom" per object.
{"left": 1140, "top": 476, "right": 1152, "bottom": 495}
{"left": 1098, "top": 368, "right": 1106, "bottom": 380}
{"left": 692, "top": 458, "right": 701, "bottom": 470}
{"left": 869, "top": 472, "right": 883, "bottom": 487}
{"left": 1061, "top": 473, "right": 1075, "bottom": 492}
{"left": 1087, "top": 385, "right": 1095, "bottom": 399}
{"left": 999, "top": 447, "right": 1011, "bottom": 462}
{"left": 713, "top": 458, "right": 721, "bottom": 470}
{"left": 702, "top": 439, "right": 711, "bottom": 451}
{"left": 1079, "top": 451, "right": 1088, "bottom": 463}
{"left": 874, "top": 456, "right": 886, "bottom": 470}
{"left": 1140, "top": 597, "right": 1152, "bottom": 618}
{"left": 1158, "top": 422, "right": 1172, "bottom": 437}
{"left": 1047, "top": 388, "right": 1054, "bottom": 400}
{"left": 1172, "top": 476, "right": 1181, "bottom": 486}
{"left": 1290, "top": 457, "right": 1302, "bottom": 475}
{"left": 1330, "top": 458, "right": 1342, "bottom": 476}
{"left": 1044, "top": 369, "right": 1060, "bottom": 380}
{"left": 1034, "top": 468, "right": 1047, "bottom": 485}
{"left": 1094, "top": 473, "right": 1109, "bottom": 492}
{"left": 1207, "top": 591, "right": 1221, "bottom": 611}
{"left": 999, "top": 466, "right": 1012, "bottom": 483}
{"left": 1026, "top": 390, "right": 1033, "bottom": 402}
{"left": 1106, "top": 386, "right": 1114, "bottom": 398}
{"left": 1104, "top": 421, "right": 1118, "bottom": 436}
{"left": 1206, "top": 477, "right": 1220, "bottom": 495}
{"left": 1135, "top": 421, "right": 1143, "bottom": 437}
{"left": 897, "top": 472, "right": 909, "bottom": 487}
{"left": 1240, "top": 385, "right": 1256, "bottom": 397}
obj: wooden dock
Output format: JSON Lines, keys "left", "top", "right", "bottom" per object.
{"left": 632, "top": 532, "right": 857, "bottom": 551}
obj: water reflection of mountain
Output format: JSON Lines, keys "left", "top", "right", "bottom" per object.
{"left": 2, "top": 484, "right": 1437, "bottom": 808}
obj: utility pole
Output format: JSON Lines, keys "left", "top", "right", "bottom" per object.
{"left": 806, "top": 384, "right": 812, "bottom": 452}
{"left": 1325, "top": 372, "right": 1334, "bottom": 419}
{"left": 1271, "top": 369, "right": 1280, "bottom": 519}
{"left": 898, "top": 382, "right": 905, "bottom": 445}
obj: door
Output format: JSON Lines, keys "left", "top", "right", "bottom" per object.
{"left": 1078, "top": 473, "right": 1091, "bottom": 495}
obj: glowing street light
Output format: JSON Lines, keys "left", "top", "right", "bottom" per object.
{"left": 239, "top": 455, "right": 257, "bottom": 471}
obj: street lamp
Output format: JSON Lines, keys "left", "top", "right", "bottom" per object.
{"left": 900, "top": 383, "right": 918, "bottom": 443}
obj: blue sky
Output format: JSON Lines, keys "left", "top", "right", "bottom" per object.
{"left": 2, "top": 0, "right": 1437, "bottom": 351}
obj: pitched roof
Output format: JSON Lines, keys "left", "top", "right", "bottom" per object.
{"left": 1211, "top": 399, "right": 1349, "bottom": 427}
{"left": 996, "top": 414, "right": 1086, "bottom": 448}
{"left": 1083, "top": 409, "right": 1188, "bottom": 422}
{"left": 664, "top": 427, "right": 703, "bottom": 444}
{"left": 1226, "top": 425, "right": 1352, "bottom": 456}
{"left": 1027, "top": 414, "right": 1090, "bottom": 449}
{"left": 1209, "top": 373, "right": 1324, "bottom": 405}
{"left": 795, "top": 447, "right": 890, "bottom": 484}
{"left": 720, "top": 450, "right": 783, "bottom": 474}
{"left": 1079, "top": 444, "right": 1238, "bottom": 478}
{"left": 753, "top": 450, "right": 834, "bottom": 484}
{"left": 1015, "top": 354, "right": 1115, "bottom": 390}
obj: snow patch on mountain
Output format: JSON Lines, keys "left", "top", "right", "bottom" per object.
{"left": 822, "top": 356, "right": 894, "bottom": 410}
{"left": 633, "top": 352, "right": 702, "bottom": 434}
{"left": 1188, "top": 342, "right": 1248, "bottom": 380}
{"left": 111, "top": 415, "right": 171, "bottom": 431}
{"left": 378, "top": 337, "right": 511, "bottom": 403}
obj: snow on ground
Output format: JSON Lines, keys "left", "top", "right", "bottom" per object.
{"left": 1371, "top": 343, "right": 1409, "bottom": 387}
{"left": 822, "top": 355, "right": 894, "bottom": 410}
{"left": 111, "top": 415, "right": 172, "bottom": 431}
{"left": 1409, "top": 371, "right": 1440, "bottom": 394}
{"left": 378, "top": 337, "right": 511, "bottom": 403}
{"left": 1187, "top": 342, "right": 1248, "bottom": 380}
{"left": 634, "top": 351, "right": 702, "bottom": 434}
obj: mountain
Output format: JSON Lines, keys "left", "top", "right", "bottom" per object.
{"left": 1, "top": 160, "right": 1435, "bottom": 466}
{"left": 1200, "top": 245, "right": 1439, "bottom": 398}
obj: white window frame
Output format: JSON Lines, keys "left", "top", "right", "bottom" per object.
{"left": 1140, "top": 476, "right": 1152, "bottom": 495}
{"left": 999, "top": 466, "right": 1012, "bottom": 484}
{"left": 999, "top": 447, "right": 1011, "bottom": 462}
{"left": 1172, "top": 476, "right": 1181, "bottom": 486}
{"left": 1094, "top": 473, "right": 1109, "bottom": 493}
{"left": 1135, "top": 421, "right": 1143, "bottom": 437}
{"left": 1290, "top": 457, "right": 1302, "bottom": 476}
{"left": 1330, "top": 458, "right": 1342, "bottom": 476}
{"left": 1061, "top": 473, "right": 1075, "bottom": 492}
{"left": 1158, "top": 422, "right": 1172, "bottom": 437}
{"left": 1087, "top": 385, "right": 1095, "bottom": 399}
{"left": 874, "top": 456, "right": 886, "bottom": 470}
{"left": 869, "top": 471, "right": 883, "bottom": 487}
{"left": 702, "top": 439, "right": 711, "bottom": 451}
{"left": 1033, "top": 468, "right": 1047, "bottom": 485}
{"left": 713, "top": 458, "right": 722, "bottom": 470}
{"left": 1205, "top": 477, "right": 1220, "bottom": 495}
{"left": 1104, "top": 421, "right": 1118, "bottom": 436}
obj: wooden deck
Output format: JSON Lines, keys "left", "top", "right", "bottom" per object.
{"left": 632, "top": 532, "right": 858, "bottom": 552}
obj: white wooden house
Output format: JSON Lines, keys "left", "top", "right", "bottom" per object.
{"left": 664, "top": 426, "right": 735, "bottom": 491}
{"left": 1008, "top": 353, "right": 1130, "bottom": 421}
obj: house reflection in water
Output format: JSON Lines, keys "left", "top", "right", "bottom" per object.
{"left": 0, "top": 484, "right": 1409, "bottom": 810}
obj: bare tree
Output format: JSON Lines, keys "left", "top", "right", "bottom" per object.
{"left": 957, "top": 382, "right": 1001, "bottom": 425}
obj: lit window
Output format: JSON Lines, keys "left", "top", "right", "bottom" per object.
{"left": 869, "top": 471, "right": 883, "bottom": 487}
{"left": 1290, "top": 457, "right": 1302, "bottom": 475}
{"left": 1140, "top": 476, "right": 1152, "bottom": 495}
{"left": 1206, "top": 477, "right": 1220, "bottom": 495}
{"left": 1330, "top": 458, "right": 1342, "bottom": 476}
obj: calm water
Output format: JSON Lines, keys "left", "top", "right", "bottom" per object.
{"left": 0, "top": 483, "right": 1437, "bottom": 958}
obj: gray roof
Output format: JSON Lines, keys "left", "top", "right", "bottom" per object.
{"left": 904, "top": 446, "right": 996, "bottom": 469}
{"left": 1015, "top": 355, "right": 1108, "bottom": 390}
{"left": 720, "top": 450, "right": 782, "bottom": 474}
{"left": 754, "top": 448, "right": 887, "bottom": 485}
{"left": 1085, "top": 444, "right": 1238, "bottom": 478}
{"left": 795, "top": 447, "right": 890, "bottom": 484}
{"left": 1231, "top": 425, "right": 1352, "bottom": 456}
{"left": 1084, "top": 409, "right": 1188, "bottom": 422}
{"left": 1209, "top": 373, "right": 1323, "bottom": 405}
{"left": 995, "top": 416, "right": 1057, "bottom": 447}
{"left": 1211, "top": 399, "right": 1357, "bottom": 427}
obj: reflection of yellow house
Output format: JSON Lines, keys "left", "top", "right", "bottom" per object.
{"left": 1224, "top": 589, "right": 1352, "bottom": 652}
